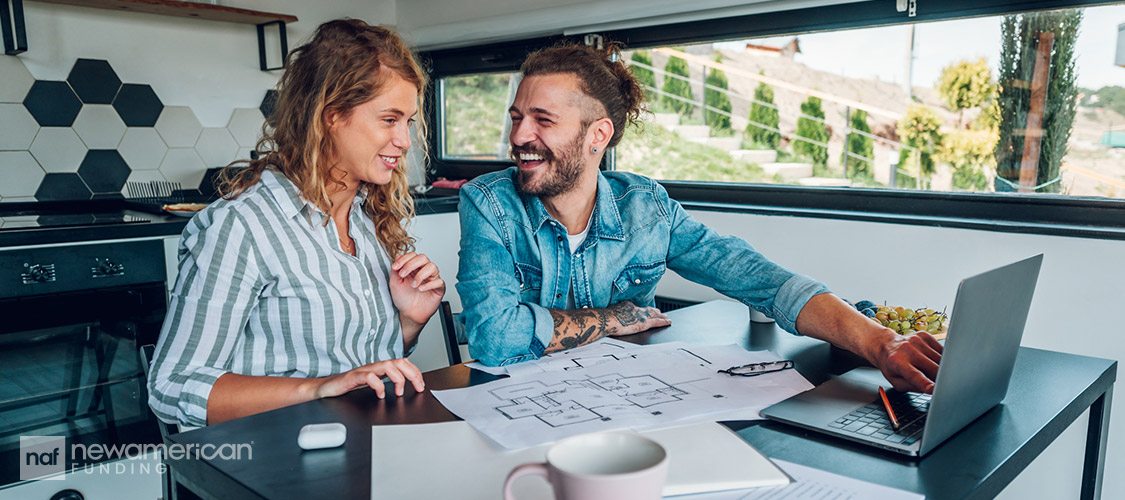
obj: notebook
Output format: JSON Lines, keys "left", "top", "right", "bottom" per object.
{"left": 370, "top": 420, "right": 789, "bottom": 499}
{"left": 760, "top": 254, "right": 1043, "bottom": 457}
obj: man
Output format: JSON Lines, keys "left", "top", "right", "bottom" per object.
{"left": 455, "top": 41, "right": 942, "bottom": 393}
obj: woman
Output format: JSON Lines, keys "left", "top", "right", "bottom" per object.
{"left": 148, "top": 19, "right": 443, "bottom": 427}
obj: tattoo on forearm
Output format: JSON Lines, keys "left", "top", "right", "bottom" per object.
{"left": 608, "top": 301, "right": 647, "bottom": 326}
{"left": 546, "top": 301, "right": 651, "bottom": 353}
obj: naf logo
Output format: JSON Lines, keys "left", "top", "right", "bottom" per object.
{"left": 20, "top": 436, "right": 66, "bottom": 481}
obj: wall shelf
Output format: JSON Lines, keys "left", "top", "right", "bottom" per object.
{"left": 5, "top": 0, "right": 297, "bottom": 70}
{"left": 30, "top": 0, "right": 296, "bottom": 25}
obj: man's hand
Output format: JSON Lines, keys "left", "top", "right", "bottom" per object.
{"left": 795, "top": 293, "right": 944, "bottom": 394}
{"left": 545, "top": 301, "right": 671, "bottom": 354}
{"left": 871, "top": 330, "right": 944, "bottom": 393}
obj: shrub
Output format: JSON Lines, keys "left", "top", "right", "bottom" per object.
{"left": 794, "top": 96, "right": 828, "bottom": 166}
{"left": 896, "top": 104, "right": 943, "bottom": 177}
{"left": 630, "top": 51, "right": 657, "bottom": 102}
{"left": 661, "top": 56, "right": 695, "bottom": 116}
{"left": 747, "top": 82, "right": 780, "bottom": 148}
{"left": 842, "top": 109, "right": 874, "bottom": 179}
{"left": 704, "top": 65, "right": 732, "bottom": 130}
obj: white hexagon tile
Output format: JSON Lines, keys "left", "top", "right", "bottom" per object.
{"left": 195, "top": 127, "right": 239, "bottom": 168}
{"left": 30, "top": 128, "right": 88, "bottom": 173}
{"left": 155, "top": 106, "right": 203, "bottom": 148}
{"left": 118, "top": 128, "right": 168, "bottom": 170}
{"left": 0, "top": 151, "right": 46, "bottom": 198}
{"left": 0, "top": 103, "right": 39, "bottom": 150}
{"left": 226, "top": 108, "right": 265, "bottom": 149}
{"left": 0, "top": 56, "right": 35, "bottom": 103}
{"left": 160, "top": 148, "right": 208, "bottom": 189}
{"left": 72, "top": 104, "right": 127, "bottom": 149}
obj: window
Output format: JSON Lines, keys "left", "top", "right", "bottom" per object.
{"left": 616, "top": 4, "right": 1125, "bottom": 198}
{"left": 440, "top": 72, "right": 518, "bottom": 161}
{"left": 426, "top": 0, "right": 1125, "bottom": 234}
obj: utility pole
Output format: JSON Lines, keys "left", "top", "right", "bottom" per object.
{"left": 903, "top": 25, "right": 916, "bottom": 101}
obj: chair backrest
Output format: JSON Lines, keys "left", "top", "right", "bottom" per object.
{"left": 139, "top": 343, "right": 179, "bottom": 437}
{"left": 438, "top": 301, "right": 465, "bottom": 366}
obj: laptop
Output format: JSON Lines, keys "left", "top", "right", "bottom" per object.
{"left": 760, "top": 254, "right": 1043, "bottom": 457}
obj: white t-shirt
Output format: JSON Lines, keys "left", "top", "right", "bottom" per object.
{"left": 565, "top": 211, "right": 594, "bottom": 309}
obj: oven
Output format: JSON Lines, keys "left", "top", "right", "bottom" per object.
{"left": 0, "top": 238, "right": 167, "bottom": 497}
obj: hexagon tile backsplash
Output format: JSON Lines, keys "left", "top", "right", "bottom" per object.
{"left": 0, "top": 56, "right": 273, "bottom": 202}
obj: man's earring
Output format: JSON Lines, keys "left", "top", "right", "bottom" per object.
{"left": 592, "top": 147, "right": 599, "bottom": 153}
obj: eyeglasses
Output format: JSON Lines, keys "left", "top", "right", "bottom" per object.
{"left": 718, "top": 359, "right": 795, "bottom": 377}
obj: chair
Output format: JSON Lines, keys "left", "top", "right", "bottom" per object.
{"left": 139, "top": 344, "right": 181, "bottom": 500}
{"left": 438, "top": 301, "right": 467, "bottom": 366}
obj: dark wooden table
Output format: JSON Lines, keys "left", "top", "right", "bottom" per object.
{"left": 166, "top": 300, "right": 1116, "bottom": 500}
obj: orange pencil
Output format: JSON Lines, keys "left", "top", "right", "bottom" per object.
{"left": 879, "top": 387, "right": 900, "bottom": 431}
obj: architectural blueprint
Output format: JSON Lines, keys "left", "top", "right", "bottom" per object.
{"left": 466, "top": 337, "right": 658, "bottom": 376}
{"left": 433, "top": 343, "right": 813, "bottom": 449}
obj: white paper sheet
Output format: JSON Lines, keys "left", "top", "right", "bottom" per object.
{"left": 433, "top": 343, "right": 813, "bottom": 449}
{"left": 465, "top": 337, "right": 658, "bottom": 376}
{"left": 686, "top": 459, "right": 925, "bottom": 500}
{"left": 370, "top": 421, "right": 790, "bottom": 500}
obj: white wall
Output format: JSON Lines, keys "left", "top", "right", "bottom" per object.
{"left": 409, "top": 208, "right": 1124, "bottom": 499}
{"left": 406, "top": 212, "right": 464, "bottom": 372}
{"left": 19, "top": 0, "right": 395, "bottom": 126}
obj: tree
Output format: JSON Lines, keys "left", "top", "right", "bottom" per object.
{"left": 661, "top": 56, "right": 694, "bottom": 116}
{"left": 842, "top": 109, "right": 874, "bottom": 179}
{"left": 993, "top": 9, "right": 1082, "bottom": 194}
{"left": 704, "top": 63, "right": 732, "bottom": 130}
{"left": 936, "top": 58, "right": 995, "bottom": 126}
{"left": 747, "top": 81, "right": 780, "bottom": 148}
{"left": 630, "top": 51, "right": 657, "bottom": 102}
{"left": 939, "top": 128, "right": 997, "bottom": 191}
{"left": 1080, "top": 85, "right": 1125, "bottom": 116}
{"left": 896, "top": 105, "right": 943, "bottom": 179}
{"left": 794, "top": 96, "right": 828, "bottom": 166}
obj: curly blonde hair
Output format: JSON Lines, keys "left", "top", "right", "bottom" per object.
{"left": 219, "top": 19, "right": 427, "bottom": 257}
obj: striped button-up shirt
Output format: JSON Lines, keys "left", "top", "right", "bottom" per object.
{"left": 148, "top": 170, "right": 402, "bottom": 427}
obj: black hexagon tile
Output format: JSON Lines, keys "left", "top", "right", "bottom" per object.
{"left": 78, "top": 150, "right": 131, "bottom": 194}
{"left": 68, "top": 59, "right": 122, "bottom": 105}
{"left": 113, "top": 84, "right": 163, "bottom": 127}
{"left": 23, "top": 80, "right": 82, "bottom": 126}
{"left": 260, "top": 89, "right": 278, "bottom": 127}
{"left": 35, "top": 173, "right": 92, "bottom": 201}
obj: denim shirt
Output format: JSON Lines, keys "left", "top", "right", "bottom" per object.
{"left": 455, "top": 167, "right": 831, "bottom": 367}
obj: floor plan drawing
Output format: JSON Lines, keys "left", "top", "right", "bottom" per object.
{"left": 492, "top": 373, "right": 713, "bottom": 427}
{"left": 434, "top": 343, "right": 815, "bottom": 448}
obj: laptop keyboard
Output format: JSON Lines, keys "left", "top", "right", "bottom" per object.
{"left": 827, "top": 392, "right": 932, "bottom": 445}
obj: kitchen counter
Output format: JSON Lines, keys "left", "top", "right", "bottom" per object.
{"left": 0, "top": 195, "right": 461, "bottom": 248}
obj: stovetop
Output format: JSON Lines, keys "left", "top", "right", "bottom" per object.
{"left": 0, "top": 211, "right": 151, "bottom": 231}
{"left": 0, "top": 200, "right": 193, "bottom": 248}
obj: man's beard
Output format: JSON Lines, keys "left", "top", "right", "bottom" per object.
{"left": 512, "top": 131, "right": 585, "bottom": 198}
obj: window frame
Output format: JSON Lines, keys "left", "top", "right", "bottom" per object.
{"left": 420, "top": 0, "right": 1125, "bottom": 239}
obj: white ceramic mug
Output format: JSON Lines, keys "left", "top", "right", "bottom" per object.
{"left": 503, "top": 431, "right": 669, "bottom": 500}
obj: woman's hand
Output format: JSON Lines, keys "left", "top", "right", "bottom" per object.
{"left": 310, "top": 358, "right": 425, "bottom": 399}
{"left": 388, "top": 252, "right": 445, "bottom": 327}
